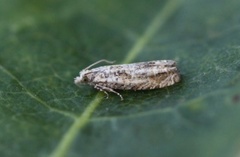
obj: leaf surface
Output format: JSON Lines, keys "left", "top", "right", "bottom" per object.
{"left": 0, "top": 0, "right": 240, "bottom": 157}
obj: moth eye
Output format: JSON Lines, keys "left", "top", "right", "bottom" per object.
{"left": 83, "top": 77, "right": 88, "bottom": 82}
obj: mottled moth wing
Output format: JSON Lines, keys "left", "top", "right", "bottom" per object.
{"left": 87, "top": 60, "right": 180, "bottom": 90}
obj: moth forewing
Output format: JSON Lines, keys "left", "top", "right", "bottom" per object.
{"left": 74, "top": 60, "right": 180, "bottom": 100}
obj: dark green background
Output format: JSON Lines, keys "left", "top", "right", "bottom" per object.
{"left": 1, "top": 0, "right": 240, "bottom": 157}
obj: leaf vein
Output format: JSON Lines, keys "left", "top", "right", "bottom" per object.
{"left": 0, "top": 64, "right": 77, "bottom": 119}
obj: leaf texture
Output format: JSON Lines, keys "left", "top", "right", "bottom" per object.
{"left": 0, "top": 0, "right": 240, "bottom": 157}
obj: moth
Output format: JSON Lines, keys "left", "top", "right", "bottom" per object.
{"left": 74, "top": 59, "right": 180, "bottom": 100}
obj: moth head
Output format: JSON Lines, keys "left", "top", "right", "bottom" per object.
{"left": 74, "top": 70, "right": 90, "bottom": 85}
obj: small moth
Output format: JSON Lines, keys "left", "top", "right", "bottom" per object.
{"left": 74, "top": 59, "right": 180, "bottom": 100}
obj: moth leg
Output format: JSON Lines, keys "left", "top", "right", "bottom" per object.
{"left": 94, "top": 85, "right": 109, "bottom": 99}
{"left": 94, "top": 84, "right": 123, "bottom": 101}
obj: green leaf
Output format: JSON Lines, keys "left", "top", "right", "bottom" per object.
{"left": 1, "top": 0, "right": 240, "bottom": 157}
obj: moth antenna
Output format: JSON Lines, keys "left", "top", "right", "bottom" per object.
{"left": 84, "top": 59, "right": 115, "bottom": 70}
